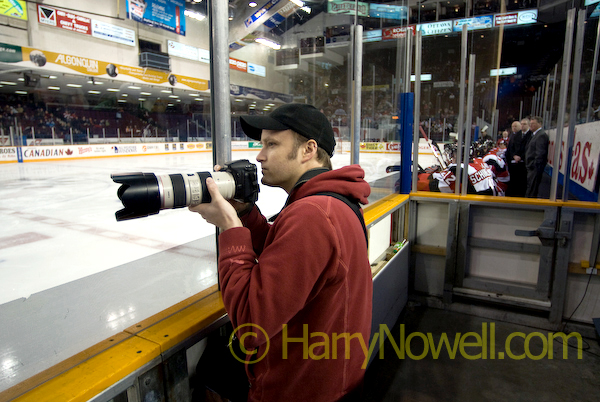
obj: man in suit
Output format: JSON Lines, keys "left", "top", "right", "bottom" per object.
{"left": 525, "top": 116, "right": 549, "bottom": 198}
{"left": 506, "top": 120, "right": 524, "bottom": 196}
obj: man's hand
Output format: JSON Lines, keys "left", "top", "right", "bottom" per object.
{"left": 189, "top": 177, "right": 243, "bottom": 231}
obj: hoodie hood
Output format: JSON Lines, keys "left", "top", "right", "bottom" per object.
{"left": 287, "top": 165, "right": 371, "bottom": 206}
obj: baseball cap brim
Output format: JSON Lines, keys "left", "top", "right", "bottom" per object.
{"left": 240, "top": 115, "right": 289, "bottom": 140}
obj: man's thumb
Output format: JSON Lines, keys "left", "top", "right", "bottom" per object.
{"left": 205, "top": 177, "right": 222, "bottom": 200}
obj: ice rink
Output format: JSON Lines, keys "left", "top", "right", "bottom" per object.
{"left": 0, "top": 147, "right": 400, "bottom": 393}
{"left": 0, "top": 149, "right": 399, "bottom": 306}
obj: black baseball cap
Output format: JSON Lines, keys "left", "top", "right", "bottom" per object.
{"left": 240, "top": 103, "right": 336, "bottom": 157}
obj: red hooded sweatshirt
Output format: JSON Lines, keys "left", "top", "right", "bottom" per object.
{"left": 218, "top": 165, "right": 373, "bottom": 402}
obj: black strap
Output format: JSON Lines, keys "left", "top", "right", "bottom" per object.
{"left": 268, "top": 192, "right": 368, "bottom": 247}
{"left": 313, "top": 192, "right": 368, "bottom": 247}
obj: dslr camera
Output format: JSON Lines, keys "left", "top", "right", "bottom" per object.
{"left": 111, "top": 159, "right": 259, "bottom": 221}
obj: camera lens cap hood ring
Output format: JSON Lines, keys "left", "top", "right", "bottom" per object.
{"left": 197, "top": 172, "right": 212, "bottom": 204}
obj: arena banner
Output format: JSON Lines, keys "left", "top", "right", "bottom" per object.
{"left": 0, "top": 146, "right": 18, "bottom": 163}
{"left": 0, "top": 0, "right": 27, "bottom": 20}
{"left": 382, "top": 26, "right": 415, "bottom": 40}
{"left": 547, "top": 121, "right": 600, "bottom": 193}
{"left": 0, "top": 43, "right": 209, "bottom": 92}
{"left": 126, "top": 0, "right": 186, "bottom": 36}
{"left": 37, "top": 5, "right": 136, "bottom": 47}
{"left": 328, "top": 0, "right": 369, "bottom": 17}
{"left": 453, "top": 15, "right": 493, "bottom": 32}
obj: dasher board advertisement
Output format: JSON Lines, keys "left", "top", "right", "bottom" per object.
{"left": 126, "top": 0, "right": 186, "bottom": 36}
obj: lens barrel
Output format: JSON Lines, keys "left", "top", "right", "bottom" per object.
{"left": 111, "top": 159, "right": 258, "bottom": 221}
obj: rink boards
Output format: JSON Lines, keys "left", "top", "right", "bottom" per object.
{"left": 0, "top": 141, "right": 415, "bottom": 163}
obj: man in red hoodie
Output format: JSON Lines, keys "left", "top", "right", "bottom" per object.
{"left": 190, "top": 103, "right": 373, "bottom": 401}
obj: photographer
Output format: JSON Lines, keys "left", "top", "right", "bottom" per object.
{"left": 190, "top": 104, "right": 372, "bottom": 402}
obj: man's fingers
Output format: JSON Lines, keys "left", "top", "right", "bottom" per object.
{"left": 205, "top": 177, "right": 223, "bottom": 200}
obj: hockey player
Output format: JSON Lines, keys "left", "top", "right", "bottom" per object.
{"left": 422, "top": 142, "right": 502, "bottom": 195}
{"left": 477, "top": 140, "right": 509, "bottom": 195}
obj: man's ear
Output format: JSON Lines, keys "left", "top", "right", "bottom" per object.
{"left": 302, "top": 139, "right": 318, "bottom": 162}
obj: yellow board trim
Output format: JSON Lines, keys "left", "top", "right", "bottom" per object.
{"left": 363, "top": 193, "right": 409, "bottom": 226}
{"left": 12, "top": 337, "right": 160, "bottom": 402}
{"left": 7, "top": 190, "right": 600, "bottom": 401}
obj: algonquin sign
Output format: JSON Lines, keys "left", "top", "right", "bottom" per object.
{"left": 0, "top": 44, "right": 209, "bottom": 92}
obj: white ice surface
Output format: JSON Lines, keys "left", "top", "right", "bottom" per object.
{"left": 0, "top": 150, "right": 398, "bottom": 306}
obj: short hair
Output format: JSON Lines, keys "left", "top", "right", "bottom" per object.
{"left": 520, "top": 117, "right": 530, "bottom": 124}
{"left": 292, "top": 131, "right": 332, "bottom": 170}
{"left": 530, "top": 116, "right": 543, "bottom": 125}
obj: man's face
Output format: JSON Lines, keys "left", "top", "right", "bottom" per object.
{"left": 529, "top": 119, "right": 540, "bottom": 132}
{"left": 256, "top": 129, "right": 304, "bottom": 192}
{"left": 511, "top": 122, "right": 521, "bottom": 133}
{"left": 521, "top": 120, "right": 530, "bottom": 132}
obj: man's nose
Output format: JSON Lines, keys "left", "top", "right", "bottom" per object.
{"left": 256, "top": 148, "right": 265, "bottom": 162}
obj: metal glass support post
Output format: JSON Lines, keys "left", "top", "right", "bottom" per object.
{"left": 461, "top": 55, "right": 476, "bottom": 196}
{"left": 550, "top": 9, "right": 576, "bottom": 202}
{"left": 563, "top": 10, "right": 586, "bottom": 201}
{"left": 351, "top": 24, "right": 363, "bottom": 165}
{"left": 405, "top": 33, "right": 413, "bottom": 93}
{"left": 412, "top": 31, "right": 422, "bottom": 192}
{"left": 587, "top": 15, "right": 600, "bottom": 123}
{"left": 548, "top": 65, "right": 558, "bottom": 128}
{"left": 542, "top": 73, "right": 551, "bottom": 128}
{"left": 519, "top": 100, "right": 523, "bottom": 121}
{"left": 209, "top": 0, "right": 232, "bottom": 167}
{"left": 538, "top": 82, "right": 546, "bottom": 117}
{"left": 455, "top": 24, "right": 468, "bottom": 195}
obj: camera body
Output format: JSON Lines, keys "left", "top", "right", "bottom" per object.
{"left": 111, "top": 159, "right": 259, "bottom": 221}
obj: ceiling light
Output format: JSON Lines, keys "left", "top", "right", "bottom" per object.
{"left": 161, "top": 89, "right": 172, "bottom": 93}
{"left": 67, "top": 83, "right": 82, "bottom": 88}
{"left": 48, "top": 86, "right": 60, "bottom": 90}
{"left": 140, "top": 92, "right": 152, "bottom": 96}
{"left": 289, "top": 0, "right": 304, "bottom": 6}
{"left": 128, "top": 85, "right": 141, "bottom": 89}
{"left": 118, "top": 99, "right": 127, "bottom": 103}
{"left": 121, "top": 93, "right": 128, "bottom": 97}
{"left": 88, "top": 90, "right": 101, "bottom": 94}
{"left": 249, "top": 2, "right": 258, "bottom": 7}
{"left": 256, "top": 38, "right": 281, "bottom": 50}
{"left": 49, "top": 75, "right": 58, "bottom": 79}
{"left": 185, "top": 9, "right": 206, "bottom": 21}
{"left": 17, "top": 77, "right": 24, "bottom": 81}
{"left": 189, "top": 93, "right": 199, "bottom": 97}
{"left": 15, "top": 90, "right": 27, "bottom": 95}
{"left": 0, "top": 81, "right": 16, "bottom": 85}
{"left": 195, "top": 98, "right": 203, "bottom": 101}
{"left": 138, "top": 98, "right": 146, "bottom": 101}
{"left": 169, "top": 95, "right": 179, "bottom": 98}
{"left": 107, "top": 88, "right": 120, "bottom": 92}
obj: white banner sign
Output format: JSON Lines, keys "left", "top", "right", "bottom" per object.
{"left": 547, "top": 121, "right": 600, "bottom": 192}
{"left": 92, "top": 19, "right": 136, "bottom": 46}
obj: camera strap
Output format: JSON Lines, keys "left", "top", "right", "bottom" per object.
{"left": 267, "top": 192, "right": 368, "bottom": 247}
{"left": 312, "top": 192, "right": 368, "bottom": 247}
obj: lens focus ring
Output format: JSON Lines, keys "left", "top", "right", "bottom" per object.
{"left": 188, "top": 173, "right": 202, "bottom": 206}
